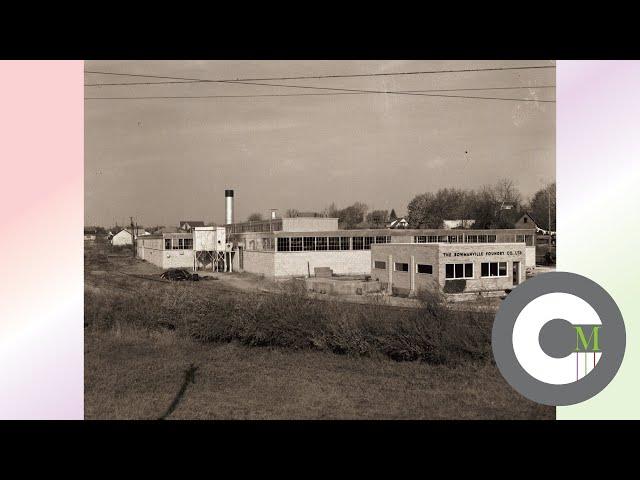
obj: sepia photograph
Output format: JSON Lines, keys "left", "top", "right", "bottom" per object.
{"left": 84, "top": 60, "right": 556, "bottom": 420}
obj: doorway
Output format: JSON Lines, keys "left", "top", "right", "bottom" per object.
{"left": 513, "top": 261, "right": 520, "bottom": 286}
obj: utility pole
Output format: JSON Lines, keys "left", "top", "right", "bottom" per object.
{"left": 547, "top": 185, "right": 552, "bottom": 246}
{"left": 130, "top": 216, "right": 136, "bottom": 258}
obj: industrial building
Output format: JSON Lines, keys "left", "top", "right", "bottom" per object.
{"left": 370, "top": 242, "right": 526, "bottom": 296}
{"left": 135, "top": 189, "right": 537, "bottom": 295}
{"left": 136, "top": 226, "right": 233, "bottom": 271}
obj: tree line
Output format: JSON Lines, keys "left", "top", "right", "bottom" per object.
{"left": 245, "top": 179, "right": 556, "bottom": 231}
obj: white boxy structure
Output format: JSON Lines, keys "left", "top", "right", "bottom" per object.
{"left": 193, "top": 226, "right": 234, "bottom": 272}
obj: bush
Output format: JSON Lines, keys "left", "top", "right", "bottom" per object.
{"left": 443, "top": 279, "right": 466, "bottom": 294}
{"left": 86, "top": 277, "right": 493, "bottom": 366}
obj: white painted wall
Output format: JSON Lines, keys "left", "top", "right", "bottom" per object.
{"left": 525, "top": 246, "right": 535, "bottom": 268}
{"left": 112, "top": 230, "right": 133, "bottom": 246}
{"left": 274, "top": 251, "right": 371, "bottom": 277}
{"left": 280, "top": 217, "right": 339, "bottom": 232}
{"left": 242, "top": 251, "right": 275, "bottom": 276}
{"left": 162, "top": 249, "right": 195, "bottom": 269}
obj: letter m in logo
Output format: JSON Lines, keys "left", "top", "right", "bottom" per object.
{"left": 575, "top": 326, "right": 601, "bottom": 352}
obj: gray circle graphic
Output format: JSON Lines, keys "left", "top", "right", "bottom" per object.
{"left": 539, "top": 319, "right": 575, "bottom": 358}
{"left": 492, "top": 271, "right": 625, "bottom": 406}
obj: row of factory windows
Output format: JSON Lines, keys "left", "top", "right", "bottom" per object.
{"left": 227, "top": 220, "right": 283, "bottom": 234}
{"left": 164, "top": 238, "right": 193, "bottom": 250}
{"left": 414, "top": 234, "right": 534, "bottom": 246}
{"left": 373, "top": 261, "right": 509, "bottom": 279}
{"left": 276, "top": 236, "right": 392, "bottom": 252}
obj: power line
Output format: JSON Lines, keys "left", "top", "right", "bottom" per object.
{"left": 197, "top": 79, "right": 557, "bottom": 102}
{"left": 85, "top": 82, "right": 556, "bottom": 93}
{"left": 84, "top": 64, "right": 555, "bottom": 86}
{"left": 85, "top": 67, "right": 555, "bottom": 103}
{"left": 403, "top": 85, "right": 555, "bottom": 93}
{"left": 86, "top": 90, "right": 555, "bottom": 102}
{"left": 86, "top": 92, "right": 366, "bottom": 100}
{"left": 85, "top": 85, "right": 556, "bottom": 100}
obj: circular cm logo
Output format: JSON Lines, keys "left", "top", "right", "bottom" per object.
{"left": 492, "top": 271, "right": 626, "bottom": 406}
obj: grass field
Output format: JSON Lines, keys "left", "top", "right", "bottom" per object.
{"left": 84, "top": 240, "right": 553, "bottom": 420}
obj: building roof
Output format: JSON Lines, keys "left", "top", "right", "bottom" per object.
{"left": 115, "top": 227, "right": 148, "bottom": 236}
{"left": 387, "top": 217, "right": 409, "bottom": 228}
{"left": 268, "top": 227, "right": 536, "bottom": 237}
{"left": 180, "top": 220, "right": 205, "bottom": 227}
{"left": 153, "top": 226, "right": 181, "bottom": 234}
{"left": 517, "top": 212, "right": 540, "bottom": 226}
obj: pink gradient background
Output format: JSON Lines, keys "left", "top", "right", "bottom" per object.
{"left": 0, "top": 61, "right": 84, "bottom": 419}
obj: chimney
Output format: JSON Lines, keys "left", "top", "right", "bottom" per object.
{"left": 270, "top": 209, "right": 277, "bottom": 220}
{"left": 225, "top": 189, "right": 234, "bottom": 225}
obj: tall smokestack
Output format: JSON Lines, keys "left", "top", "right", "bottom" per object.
{"left": 225, "top": 189, "right": 234, "bottom": 225}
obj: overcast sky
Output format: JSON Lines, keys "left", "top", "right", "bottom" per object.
{"left": 85, "top": 60, "right": 555, "bottom": 228}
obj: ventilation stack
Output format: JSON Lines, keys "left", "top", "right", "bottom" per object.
{"left": 225, "top": 189, "right": 234, "bottom": 225}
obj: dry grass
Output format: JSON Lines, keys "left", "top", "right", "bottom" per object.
{"left": 84, "top": 243, "right": 554, "bottom": 420}
{"left": 85, "top": 328, "right": 551, "bottom": 420}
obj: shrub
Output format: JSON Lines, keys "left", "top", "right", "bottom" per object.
{"left": 86, "top": 275, "right": 493, "bottom": 366}
{"left": 443, "top": 279, "right": 466, "bottom": 294}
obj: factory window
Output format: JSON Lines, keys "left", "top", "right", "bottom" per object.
{"left": 316, "top": 237, "right": 328, "bottom": 251}
{"left": 415, "top": 236, "right": 427, "bottom": 243}
{"left": 487, "top": 235, "right": 497, "bottom": 243}
{"left": 428, "top": 236, "right": 439, "bottom": 243}
{"left": 516, "top": 234, "right": 525, "bottom": 243}
{"left": 376, "top": 236, "right": 390, "bottom": 244}
{"left": 262, "top": 238, "right": 274, "bottom": 251}
{"left": 277, "top": 237, "right": 290, "bottom": 252}
{"left": 416, "top": 264, "right": 433, "bottom": 274}
{"left": 481, "top": 261, "right": 508, "bottom": 277}
{"left": 445, "top": 263, "right": 473, "bottom": 279}
{"left": 164, "top": 239, "right": 171, "bottom": 250}
{"left": 304, "top": 237, "right": 315, "bottom": 251}
{"left": 328, "top": 237, "right": 340, "bottom": 250}
{"left": 525, "top": 234, "right": 534, "bottom": 246}
{"left": 466, "top": 235, "right": 478, "bottom": 243}
{"left": 364, "top": 237, "right": 374, "bottom": 250}
{"left": 499, "top": 262, "right": 507, "bottom": 276}
{"left": 374, "top": 261, "right": 386, "bottom": 270}
{"left": 340, "top": 237, "right": 350, "bottom": 250}
{"left": 394, "top": 262, "right": 409, "bottom": 272}
{"left": 183, "top": 238, "right": 193, "bottom": 249}
{"left": 353, "top": 237, "right": 364, "bottom": 250}
{"left": 291, "top": 237, "right": 303, "bottom": 251}
{"left": 477, "top": 235, "right": 487, "bottom": 243}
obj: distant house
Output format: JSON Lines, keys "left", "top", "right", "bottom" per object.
{"left": 515, "top": 212, "right": 555, "bottom": 235}
{"left": 111, "top": 227, "right": 149, "bottom": 246}
{"left": 442, "top": 219, "right": 476, "bottom": 229}
{"left": 387, "top": 217, "right": 409, "bottom": 229}
{"left": 179, "top": 220, "right": 205, "bottom": 231}
{"left": 84, "top": 228, "right": 98, "bottom": 241}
